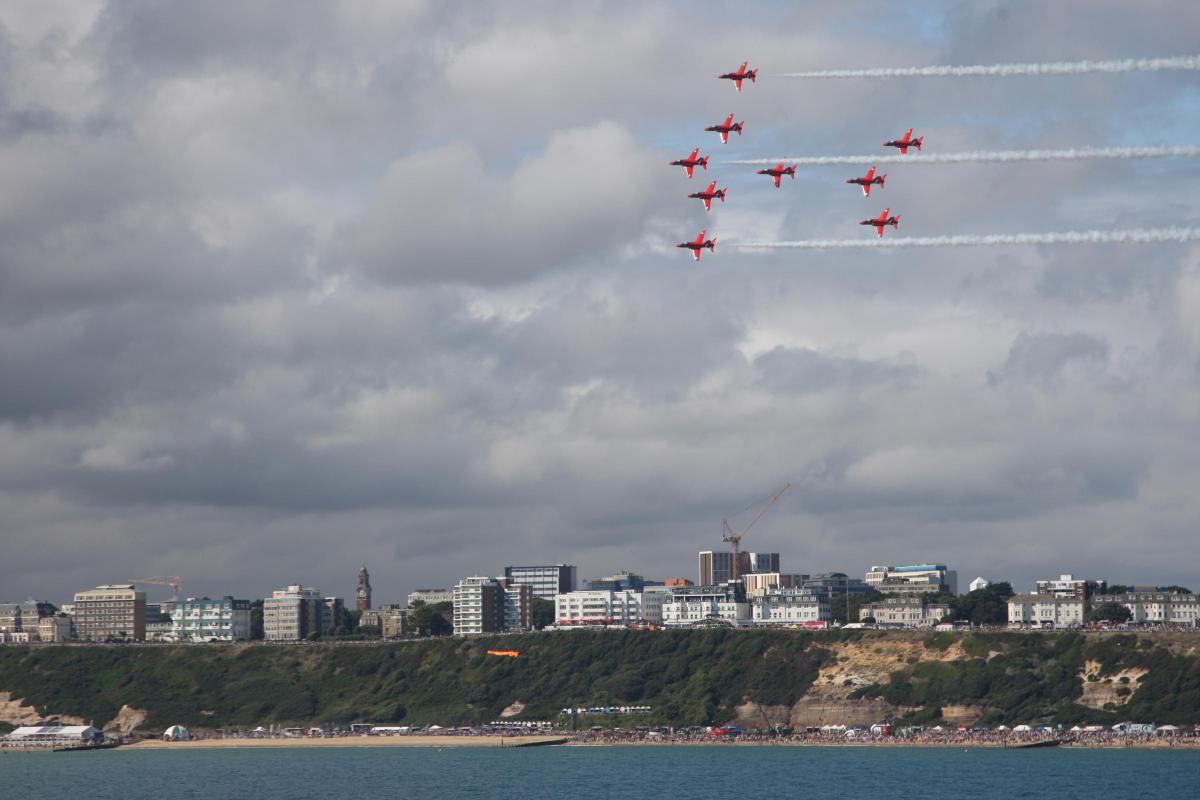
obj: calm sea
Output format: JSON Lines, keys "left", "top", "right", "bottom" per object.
{"left": 2, "top": 745, "right": 1198, "bottom": 799}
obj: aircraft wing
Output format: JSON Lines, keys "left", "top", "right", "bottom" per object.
{"left": 733, "top": 79, "right": 742, "bottom": 92}
{"left": 719, "top": 131, "right": 729, "bottom": 144}
{"left": 773, "top": 174, "right": 781, "bottom": 188}
{"left": 862, "top": 184, "right": 871, "bottom": 197}
{"left": 874, "top": 225, "right": 885, "bottom": 238}
{"left": 702, "top": 197, "right": 712, "bottom": 211}
{"left": 692, "top": 249, "right": 702, "bottom": 262}
{"left": 685, "top": 164, "right": 694, "bottom": 178}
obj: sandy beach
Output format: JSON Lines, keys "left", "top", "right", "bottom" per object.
{"left": 123, "top": 735, "right": 566, "bottom": 749}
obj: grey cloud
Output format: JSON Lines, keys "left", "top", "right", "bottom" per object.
{"left": 988, "top": 331, "right": 1109, "bottom": 385}
{"left": 2, "top": 2, "right": 1200, "bottom": 605}
{"left": 753, "top": 346, "right": 922, "bottom": 394}
{"left": 350, "top": 122, "right": 679, "bottom": 284}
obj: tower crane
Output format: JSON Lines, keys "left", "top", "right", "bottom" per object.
{"left": 722, "top": 483, "right": 790, "bottom": 581}
{"left": 128, "top": 576, "right": 183, "bottom": 600}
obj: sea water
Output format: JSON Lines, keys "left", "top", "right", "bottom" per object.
{"left": 2, "top": 745, "right": 1198, "bottom": 799}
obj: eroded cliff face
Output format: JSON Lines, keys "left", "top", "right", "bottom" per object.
{"left": 0, "top": 691, "right": 87, "bottom": 726}
{"left": 734, "top": 637, "right": 974, "bottom": 727}
{"left": 1077, "top": 660, "right": 1147, "bottom": 710}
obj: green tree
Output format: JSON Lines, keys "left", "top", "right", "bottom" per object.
{"left": 343, "top": 608, "right": 362, "bottom": 631}
{"left": 531, "top": 598, "right": 555, "bottom": 630}
{"left": 953, "top": 582, "right": 1014, "bottom": 625}
{"left": 249, "top": 599, "right": 264, "bottom": 640}
{"left": 408, "top": 602, "right": 452, "bottom": 636}
{"left": 1089, "top": 602, "right": 1133, "bottom": 623}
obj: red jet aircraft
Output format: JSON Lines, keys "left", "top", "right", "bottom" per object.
{"left": 718, "top": 61, "right": 758, "bottom": 92}
{"left": 756, "top": 162, "right": 797, "bottom": 188}
{"left": 859, "top": 208, "right": 900, "bottom": 238}
{"left": 670, "top": 148, "right": 709, "bottom": 178}
{"left": 883, "top": 128, "right": 923, "bottom": 154}
{"left": 705, "top": 114, "right": 744, "bottom": 144}
{"left": 846, "top": 165, "right": 886, "bottom": 197}
{"left": 677, "top": 229, "right": 717, "bottom": 262}
{"left": 688, "top": 180, "right": 727, "bottom": 211}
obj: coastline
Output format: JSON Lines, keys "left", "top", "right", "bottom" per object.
{"left": 111, "top": 735, "right": 1200, "bottom": 751}
{"left": 123, "top": 735, "right": 566, "bottom": 749}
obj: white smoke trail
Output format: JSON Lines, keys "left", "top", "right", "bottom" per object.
{"left": 778, "top": 55, "right": 1200, "bottom": 79}
{"left": 735, "top": 227, "right": 1200, "bottom": 250}
{"left": 725, "top": 145, "right": 1200, "bottom": 167}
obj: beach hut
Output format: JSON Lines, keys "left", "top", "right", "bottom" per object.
{"left": 163, "top": 724, "right": 191, "bottom": 741}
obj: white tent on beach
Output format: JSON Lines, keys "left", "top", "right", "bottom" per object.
{"left": 163, "top": 725, "right": 191, "bottom": 741}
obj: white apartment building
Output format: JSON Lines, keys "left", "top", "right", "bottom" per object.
{"left": 170, "top": 596, "right": 251, "bottom": 641}
{"left": 661, "top": 585, "right": 750, "bottom": 628}
{"left": 754, "top": 589, "right": 832, "bottom": 625}
{"left": 554, "top": 590, "right": 665, "bottom": 627}
{"left": 263, "top": 584, "right": 322, "bottom": 641}
{"left": 969, "top": 577, "right": 990, "bottom": 592}
{"left": 1093, "top": 592, "right": 1200, "bottom": 625}
{"left": 860, "top": 597, "right": 952, "bottom": 628}
{"left": 866, "top": 564, "right": 958, "bottom": 596}
{"left": 453, "top": 577, "right": 500, "bottom": 635}
{"left": 1007, "top": 594, "right": 1085, "bottom": 628}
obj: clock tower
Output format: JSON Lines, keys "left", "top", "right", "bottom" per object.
{"left": 356, "top": 565, "right": 372, "bottom": 611}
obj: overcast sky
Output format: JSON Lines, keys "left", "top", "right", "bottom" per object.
{"left": 2, "top": 1, "right": 1199, "bottom": 606}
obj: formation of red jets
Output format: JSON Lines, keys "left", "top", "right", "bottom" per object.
{"left": 673, "top": 64, "right": 926, "bottom": 257}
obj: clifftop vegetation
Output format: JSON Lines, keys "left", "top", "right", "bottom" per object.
{"left": 1, "top": 630, "right": 1198, "bottom": 732}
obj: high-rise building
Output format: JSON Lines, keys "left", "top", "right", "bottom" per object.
{"left": 356, "top": 565, "right": 372, "bottom": 611}
{"left": 72, "top": 584, "right": 147, "bottom": 641}
{"left": 497, "top": 579, "right": 533, "bottom": 632}
{"left": 746, "top": 552, "right": 781, "bottom": 574}
{"left": 170, "top": 596, "right": 252, "bottom": 641}
{"left": 503, "top": 565, "right": 577, "bottom": 600}
{"left": 452, "top": 576, "right": 504, "bottom": 635}
{"left": 453, "top": 576, "right": 535, "bottom": 635}
{"left": 263, "top": 584, "right": 322, "bottom": 641}
{"left": 699, "top": 551, "right": 745, "bottom": 586}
